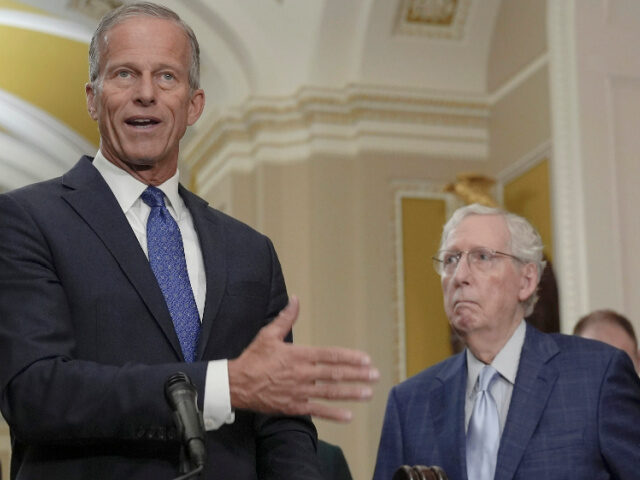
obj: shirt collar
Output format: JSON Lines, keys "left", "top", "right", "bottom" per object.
{"left": 92, "top": 150, "right": 185, "bottom": 218}
{"left": 466, "top": 319, "right": 526, "bottom": 393}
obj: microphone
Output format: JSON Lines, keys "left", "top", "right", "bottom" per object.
{"left": 165, "top": 372, "right": 206, "bottom": 471}
{"left": 392, "top": 465, "right": 448, "bottom": 480}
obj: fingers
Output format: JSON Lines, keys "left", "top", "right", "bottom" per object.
{"left": 263, "top": 295, "right": 300, "bottom": 341}
{"left": 232, "top": 294, "right": 381, "bottom": 422}
{"left": 287, "top": 360, "right": 379, "bottom": 384}
{"left": 289, "top": 343, "right": 374, "bottom": 368}
{"left": 305, "top": 382, "right": 374, "bottom": 402}
{"left": 275, "top": 393, "right": 373, "bottom": 423}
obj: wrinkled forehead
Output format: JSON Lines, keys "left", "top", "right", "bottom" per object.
{"left": 443, "top": 214, "right": 511, "bottom": 251}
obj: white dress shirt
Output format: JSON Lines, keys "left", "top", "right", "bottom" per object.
{"left": 93, "top": 151, "right": 234, "bottom": 430}
{"left": 465, "top": 319, "right": 526, "bottom": 436}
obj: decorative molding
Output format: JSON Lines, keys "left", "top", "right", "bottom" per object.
{"left": 547, "top": 0, "right": 589, "bottom": 329}
{"left": 184, "top": 85, "right": 490, "bottom": 196}
{"left": 487, "top": 53, "right": 549, "bottom": 106}
{"left": 394, "top": 0, "right": 471, "bottom": 39}
{"left": 0, "top": 88, "right": 93, "bottom": 190}
{"left": 604, "top": 74, "right": 628, "bottom": 314}
{"left": 0, "top": 9, "right": 93, "bottom": 42}
{"left": 497, "top": 140, "right": 551, "bottom": 184}
{"left": 495, "top": 140, "right": 551, "bottom": 204}
{"left": 390, "top": 181, "right": 457, "bottom": 382}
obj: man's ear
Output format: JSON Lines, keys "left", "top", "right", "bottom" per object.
{"left": 85, "top": 83, "right": 98, "bottom": 120}
{"left": 518, "top": 262, "right": 539, "bottom": 302}
{"left": 187, "top": 89, "right": 205, "bottom": 126}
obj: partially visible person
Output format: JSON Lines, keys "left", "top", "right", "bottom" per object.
{"left": 374, "top": 203, "right": 640, "bottom": 480}
{"left": 317, "top": 440, "right": 353, "bottom": 480}
{"left": 574, "top": 309, "right": 639, "bottom": 373}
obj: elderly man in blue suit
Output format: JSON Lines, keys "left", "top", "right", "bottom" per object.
{"left": 374, "top": 204, "right": 640, "bottom": 480}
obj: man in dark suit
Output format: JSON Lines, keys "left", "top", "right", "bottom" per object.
{"left": 374, "top": 204, "right": 640, "bottom": 480}
{"left": 317, "top": 440, "right": 352, "bottom": 480}
{"left": 0, "top": 3, "right": 378, "bottom": 479}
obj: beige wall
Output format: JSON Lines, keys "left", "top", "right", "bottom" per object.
{"left": 0, "top": 418, "right": 8, "bottom": 480}
{"left": 489, "top": 66, "right": 551, "bottom": 174}
{"left": 187, "top": 4, "right": 558, "bottom": 478}
{"left": 197, "top": 151, "right": 487, "bottom": 477}
{"left": 488, "top": 0, "right": 547, "bottom": 92}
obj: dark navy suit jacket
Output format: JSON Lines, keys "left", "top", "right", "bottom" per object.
{"left": 0, "top": 157, "right": 321, "bottom": 479}
{"left": 374, "top": 324, "right": 640, "bottom": 479}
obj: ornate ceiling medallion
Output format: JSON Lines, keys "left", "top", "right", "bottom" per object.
{"left": 395, "top": 0, "right": 471, "bottom": 39}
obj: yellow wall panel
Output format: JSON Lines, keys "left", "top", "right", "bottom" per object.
{"left": 401, "top": 197, "right": 451, "bottom": 378}
{"left": 0, "top": 26, "right": 99, "bottom": 146}
{"left": 503, "top": 159, "right": 553, "bottom": 262}
{"left": 0, "top": 0, "right": 43, "bottom": 12}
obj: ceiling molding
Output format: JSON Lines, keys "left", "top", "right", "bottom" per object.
{"left": 496, "top": 140, "right": 551, "bottom": 185}
{"left": 184, "top": 84, "right": 489, "bottom": 195}
{"left": 394, "top": 0, "right": 471, "bottom": 39}
{"left": 488, "top": 53, "right": 549, "bottom": 105}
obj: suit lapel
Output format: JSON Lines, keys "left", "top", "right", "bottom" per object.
{"left": 61, "top": 157, "right": 184, "bottom": 360}
{"left": 432, "top": 354, "right": 468, "bottom": 480}
{"left": 179, "top": 187, "right": 227, "bottom": 360}
{"left": 495, "top": 325, "right": 560, "bottom": 480}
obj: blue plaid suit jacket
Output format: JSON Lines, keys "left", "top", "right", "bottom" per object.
{"left": 374, "top": 323, "right": 640, "bottom": 479}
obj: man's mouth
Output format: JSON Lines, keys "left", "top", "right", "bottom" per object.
{"left": 126, "top": 117, "right": 161, "bottom": 128}
{"left": 454, "top": 299, "right": 476, "bottom": 308}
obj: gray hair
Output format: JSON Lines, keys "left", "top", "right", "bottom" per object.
{"left": 439, "top": 203, "right": 546, "bottom": 316}
{"left": 89, "top": 2, "right": 200, "bottom": 91}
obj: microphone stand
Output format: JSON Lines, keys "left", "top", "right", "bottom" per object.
{"left": 166, "top": 372, "right": 207, "bottom": 480}
{"left": 173, "top": 465, "right": 204, "bottom": 480}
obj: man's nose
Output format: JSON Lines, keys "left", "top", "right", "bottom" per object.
{"left": 134, "top": 73, "right": 156, "bottom": 105}
{"left": 451, "top": 253, "right": 472, "bottom": 283}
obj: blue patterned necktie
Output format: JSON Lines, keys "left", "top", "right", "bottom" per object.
{"left": 466, "top": 365, "right": 500, "bottom": 480}
{"left": 141, "top": 186, "right": 200, "bottom": 362}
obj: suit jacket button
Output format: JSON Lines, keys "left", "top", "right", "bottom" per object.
{"left": 136, "top": 427, "right": 146, "bottom": 438}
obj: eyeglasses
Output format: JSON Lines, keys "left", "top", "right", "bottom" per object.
{"left": 432, "top": 247, "right": 524, "bottom": 276}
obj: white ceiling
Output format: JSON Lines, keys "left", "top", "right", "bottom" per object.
{"left": 17, "top": 0, "right": 503, "bottom": 103}
{"left": 1, "top": 0, "right": 509, "bottom": 191}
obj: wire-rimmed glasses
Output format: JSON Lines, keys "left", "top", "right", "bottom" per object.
{"left": 432, "top": 247, "right": 524, "bottom": 276}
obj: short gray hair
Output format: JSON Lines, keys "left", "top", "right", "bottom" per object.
{"left": 439, "top": 203, "right": 546, "bottom": 316}
{"left": 89, "top": 2, "right": 200, "bottom": 91}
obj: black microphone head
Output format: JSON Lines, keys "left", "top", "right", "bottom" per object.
{"left": 165, "top": 372, "right": 196, "bottom": 407}
{"left": 165, "top": 372, "right": 206, "bottom": 469}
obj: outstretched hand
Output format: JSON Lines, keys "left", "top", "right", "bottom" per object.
{"left": 228, "top": 296, "right": 379, "bottom": 422}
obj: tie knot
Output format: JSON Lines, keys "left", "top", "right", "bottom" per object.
{"left": 478, "top": 365, "right": 498, "bottom": 392}
{"left": 141, "top": 186, "right": 166, "bottom": 208}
